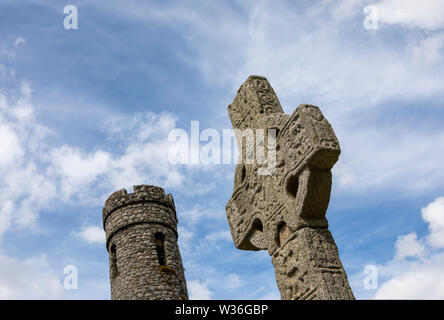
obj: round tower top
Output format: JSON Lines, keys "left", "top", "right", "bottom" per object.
{"left": 102, "top": 184, "right": 176, "bottom": 225}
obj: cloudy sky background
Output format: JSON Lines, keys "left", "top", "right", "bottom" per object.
{"left": 0, "top": 0, "right": 444, "bottom": 299}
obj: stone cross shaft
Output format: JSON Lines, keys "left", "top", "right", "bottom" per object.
{"left": 225, "top": 75, "right": 354, "bottom": 300}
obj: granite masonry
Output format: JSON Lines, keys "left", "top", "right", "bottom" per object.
{"left": 225, "top": 75, "right": 355, "bottom": 300}
{"left": 102, "top": 185, "right": 188, "bottom": 300}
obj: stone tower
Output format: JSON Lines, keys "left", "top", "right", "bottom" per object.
{"left": 102, "top": 184, "right": 188, "bottom": 300}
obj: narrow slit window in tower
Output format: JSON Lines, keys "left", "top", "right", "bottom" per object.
{"left": 154, "top": 232, "right": 166, "bottom": 266}
{"left": 110, "top": 244, "right": 118, "bottom": 277}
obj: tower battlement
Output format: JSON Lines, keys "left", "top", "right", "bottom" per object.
{"left": 103, "top": 185, "right": 176, "bottom": 221}
{"left": 102, "top": 185, "right": 178, "bottom": 250}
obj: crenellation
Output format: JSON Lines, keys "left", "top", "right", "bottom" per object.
{"left": 103, "top": 185, "right": 177, "bottom": 226}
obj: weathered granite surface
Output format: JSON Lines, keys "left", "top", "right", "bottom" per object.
{"left": 103, "top": 185, "right": 188, "bottom": 300}
{"left": 225, "top": 75, "right": 355, "bottom": 300}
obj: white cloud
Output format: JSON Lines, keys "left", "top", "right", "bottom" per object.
{"left": 192, "top": 230, "right": 233, "bottom": 252}
{"left": 222, "top": 273, "right": 245, "bottom": 292}
{"left": 0, "top": 84, "right": 57, "bottom": 235}
{"left": 177, "top": 225, "right": 194, "bottom": 252}
{"left": 374, "top": 252, "right": 444, "bottom": 299}
{"left": 368, "top": 197, "right": 444, "bottom": 299}
{"left": 49, "top": 147, "right": 112, "bottom": 201}
{"left": 203, "top": 230, "right": 232, "bottom": 243}
{"left": 0, "top": 254, "right": 64, "bottom": 299}
{"left": 188, "top": 280, "right": 212, "bottom": 300}
{"left": 333, "top": 125, "right": 444, "bottom": 195}
{"left": 372, "top": 0, "right": 444, "bottom": 30}
{"left": 14, "top": 37, "right": 26, "bottom": 46}
{"left": 421, "top": 197, "right": 444, "bottom": 248}
{"left": 96, "top": 112, "right": 187, "bottom": 193}
{"left": 394, "top": 233, "right": 425, "bottom": 261}
{"left": 410, "top": 32, "right": 444, "bottom": 63}
{"left": 0, "top": 202, "right": 13, "bottom": 237}
{"left": 76, "top": 226, "right": 105, "bottom": 244}
{"left": 188, "top": 274, "right": 245, "bottom": 299}
{"left": 179, "top": 205, "right": 221, "bottom": 225}
{"left": 0, "top": 124, "right": 23, "bottom": 167}
{"left": 20, "top": 81, "right": 31, "bottom": 99}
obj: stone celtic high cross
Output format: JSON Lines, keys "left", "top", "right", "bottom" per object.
{"left": 225, "top": 75, "right": 354, "bottom": 300}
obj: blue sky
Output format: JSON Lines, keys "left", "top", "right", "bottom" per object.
{"left": 0, "top": 0, "right": 444, "bottom": 299}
